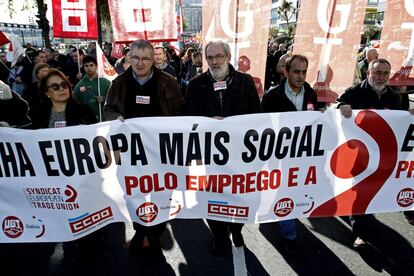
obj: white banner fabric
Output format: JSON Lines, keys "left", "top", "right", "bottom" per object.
{"left": 0, "top": 110, "right": 413, "bottom": 242}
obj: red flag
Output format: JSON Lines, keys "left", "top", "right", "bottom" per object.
{"left": 108, "top": 0, "right": 178, "bottom": 42}
{"left": 96, "top": 42, "right": 118, "bottom": 81}
{"left": 111, "top": 43, "right": 125, "bottom": 60}
{"left": 6, "top": 33, "right": 24, "bottom": 67}
{"left": 52, "top": 0, "right": 98, "bottom": 39}
{"left": 0, "top": 31, "right": 10, "bottom": 46}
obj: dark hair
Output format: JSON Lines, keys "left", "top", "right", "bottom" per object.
{"left": 34, "top": 50, "right": 46, "bottom": 57}
{"left": 34, "top": 63, "right": 50, "bottom": 76}
{"left": 71, "top": 48, "right": 85, "bottom": 56}
{"left": 83, "top": 55, "right": 97, "bottom": 65}
{"left": 123, "top": 47, "right": 130, "bottom": 55}
{"left": 184, "top": 47, "right": 195, "bottom": 58}
{"left": 192, "top": 51, "right": 202, "bottom": 59}
{"left": 368, "top": 58, "right": 391, "bottom": 71}
{"left": 130, "top": 39, "right": 154, "bottom": 56}
{"left": 285, "top": 55, "right": 308, "bottom": 72}
{"left": 38, "top": 69, "right": 72, "bottom": 96}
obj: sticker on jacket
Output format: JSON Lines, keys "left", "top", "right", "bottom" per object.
{"left": 214, "top": 81, "right": 227, "bottom": 91}
{"left": 136, "top": 96, "right": 150, "bottom": 104}
{"left": 54, "top": 121, "right": 67, "bottom": 128}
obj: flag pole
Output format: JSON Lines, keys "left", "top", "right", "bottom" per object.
{"left": 0, "top": 59, "right": 15, "bottom": 78}
{"left": 96, "top": 41, "right": 102, "bottom": 122}
{"left": 97, "top": 75, "right": 102, "bottom": 122}
{"left": 75, "top": 40, "right": 81, "bottom": 74}
{"left": 97, "top": 72, "right": 102, "bottom": 122}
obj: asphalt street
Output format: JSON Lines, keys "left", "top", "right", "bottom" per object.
{"left": 1, "top": 212, "right": 413, "bottom": 276}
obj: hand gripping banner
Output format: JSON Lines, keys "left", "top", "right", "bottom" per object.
{"left": 0, "top": 110, "right": 413, "bottom": 242}
{"left": 52, "top": 0, "right": 98, "bottom": 39}
{"left": 108, "top": 0, "right": 178, "bottom": 42}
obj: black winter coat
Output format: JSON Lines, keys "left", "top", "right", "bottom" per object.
{"left": 31, "top": 98, "right": 98, "bottom": 129}
{"left": 184, "top": 65, "right": 261, "bottom": 117}
{"left": 261, "top": 78, "right": 324, "bottom": 113}
{"left": 337, "top": 80, "right": 402, "bottom": 110}
{"left": 0, "top": 91, "right": 30, "bottom": 127}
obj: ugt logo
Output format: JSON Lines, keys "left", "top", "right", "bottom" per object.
{"left": 274, "top": 198, "right": 294, "bottom": 217}
{"left": 136, "top": 202, "right": 158, "bottom": 223}
{"left": 397, "top": 188, "right": 414, "bottom": 207}
{"left": 2, "top": 216, "right": 24, "bottom": 238}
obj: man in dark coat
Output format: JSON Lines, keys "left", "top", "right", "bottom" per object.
{"left": 261, "top": 55, "right": 325, "bottom": 255}
{"left": 338, "top": 58, "right": 404, "bottom": 248}
{"left": 104, "top": 39, "right": 183, "bottom": 256}
{"left": 184, "top": 40, "right": 260, "bottom": 255}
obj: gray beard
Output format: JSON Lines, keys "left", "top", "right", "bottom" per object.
{"left": 369, "top": 81, "right": 386, "bottom": 96}
{"left": 210, "top": 64, "right": 229, "bottom": 81}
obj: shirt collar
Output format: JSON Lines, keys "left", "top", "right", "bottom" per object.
{"left": 132, "top": 69, "right": 154, "bottom": 85}
{"left": 155, "top": 62, "right": 168, "bottom": 70}
{"left": 285, "top": 80, "right": 304, "bottom": 96}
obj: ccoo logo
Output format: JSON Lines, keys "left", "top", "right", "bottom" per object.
{"left": 274, "top": 198, "right": 294, "bottom": 217}
{"left": 2, "top": 216, "right": 24, "bottom": 238}
{"left": 136, "top": 202, "right": 158, "bottom": 223}
{"left": 397, "top": 188, "right": 414, "bottom": 208}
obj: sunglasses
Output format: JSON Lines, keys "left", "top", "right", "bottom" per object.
{"left": 47, "top": 81, "right": 69, "bottom": 91}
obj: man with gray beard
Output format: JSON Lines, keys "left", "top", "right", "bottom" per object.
{"left": 338, "top": 58, "right": 403, "bottom": 248}
{"left": 339, "top": 59, "right": 401, "bottom": 112}
{"left": 184, "top": 40, "right": 260, "bottom": 254}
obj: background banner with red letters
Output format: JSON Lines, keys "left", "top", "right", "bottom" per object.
{"left": 0, "top": 110, "right": 413, "bottom": 242}
{"left": 294, "top": 0, "right": 368, "bottom": 103}
{"left": 108, "top": 0, "right": 178, "bottom": 42}
{"left": 52, "top": 0, "right": 98, "bottom": 39}
{"left": 379, "top": 0, "right": 414, "bottom": 86}
{"left": 202, "top": 0, "right": 271, "bottom": 97}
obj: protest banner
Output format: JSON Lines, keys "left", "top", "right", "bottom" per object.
{"left": 379, "top": 0, "right": 414, "bottom": 85}
{"left": 108, "top": 0, "right": 178, "bottom": 42}
{"left": 0, "top": 110, "right": 413, "bottom": 242}
{"left": 294, "top": 0, "right": 368, "bottom": 103}
{"left": 52, "top": 0, "right": 98, "bottom": 39}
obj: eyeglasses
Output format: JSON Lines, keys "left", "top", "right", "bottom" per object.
{"left": 47, "top": 81, "right": 69, "bottom": 91}
{"left": 206, "top": 54, "right": 226, "bottom": 62}
{"left": 131, "top": 56, "right": 152, "bottom": 63}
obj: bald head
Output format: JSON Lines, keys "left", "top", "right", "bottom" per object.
{"left": 366, "top": 48, "right": 378, "bottom": 63}
{"left": 277, "top": 54, "right": 289, "bottom": 74}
